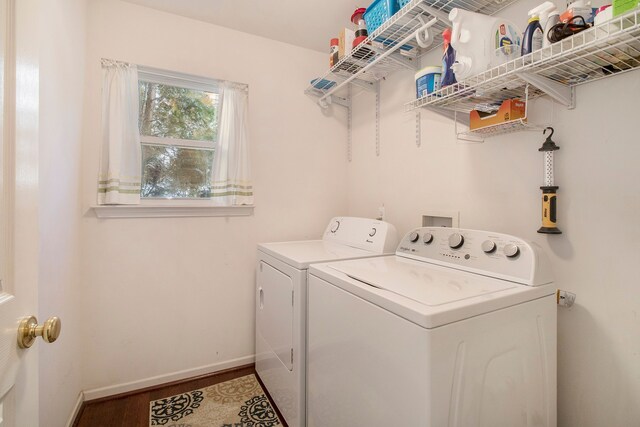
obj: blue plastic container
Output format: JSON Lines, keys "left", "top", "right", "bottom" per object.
{"left": 415, "top": 66, "right": 441, "bottom": 98}
{"left": 364, "top": 0, "right": 400, "bottom": 33}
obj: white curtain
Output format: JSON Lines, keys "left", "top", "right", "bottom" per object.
{"left": 98, "top": 60, "right": 141, "bottom": 205}
{"left": 211, "top": 82, "right": 253, "bottom": 205}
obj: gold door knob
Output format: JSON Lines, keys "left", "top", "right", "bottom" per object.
{"left": 18, "top": 316, "right": 61, "bottom": 349}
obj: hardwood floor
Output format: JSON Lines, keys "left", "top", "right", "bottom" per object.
{"left": 73, "top": 364, "right": 288, "bottom": 427}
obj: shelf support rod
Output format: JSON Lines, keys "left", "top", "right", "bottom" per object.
{"left": 416, "top": 4, "right": 452, "bottom": 26}
{"left": 368, "top": 45, "right": 417, "bottom": 70}
{"left": 319, "top": 16, "right": 438, "bottom": 103}
{"left": 516, "top": 72, "right": 575, "bottom": 109}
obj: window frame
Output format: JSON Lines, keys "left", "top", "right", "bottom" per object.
{"left": 93, "top": 66, "right": 254, "bottom": 218}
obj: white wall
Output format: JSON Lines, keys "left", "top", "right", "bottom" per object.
{"left": 80, "top": 0, "right": 347, "bottom": 392}
{"left": 38, "top": 0, "right": 86, "bottom": 425}
{"left": 347, "top": 5, "right": 640, "bottom": 426}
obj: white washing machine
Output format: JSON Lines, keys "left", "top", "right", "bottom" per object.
{"left": 307, "top": 227, "right": 557, "bottom": 427}
{"left": 256, "top": 217, "right": 398, "bottom": 427}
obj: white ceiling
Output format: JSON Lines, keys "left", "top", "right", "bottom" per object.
{"left": 122, "top": 0, "right": 363, "bottom": 53}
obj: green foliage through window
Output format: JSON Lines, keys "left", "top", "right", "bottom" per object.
{"left": 138, "top": 80, "right": 219, "bottom": 199}
{"left": 141, "top": 145, "right": 213, "bottom": 198}
{"left": 139, "top": 81, "right": 219, "bottom": 141}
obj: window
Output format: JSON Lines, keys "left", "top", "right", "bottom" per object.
{"left": 97, "top": 61, "right": 253, "bottom": 216}
{"left": 137, "top": 71, "right": 220, "bottom": 199}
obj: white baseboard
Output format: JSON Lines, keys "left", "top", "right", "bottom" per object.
{"left": 66, "top": 391, "right": 84, "bottom": 427}
{"left": 82, "top": 354, "right": 255, "bottom": 402}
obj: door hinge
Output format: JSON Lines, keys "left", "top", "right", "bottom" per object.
{"left": 291, "top": 348, "right": 293, "bottom": 365}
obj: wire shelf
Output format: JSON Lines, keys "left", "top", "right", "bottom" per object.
{"left": 458, "top": 118, "right": 544, "bottom": 139}
{"left": 305, "top": 0, "right": 522, "bottom": 103}
{"left": 406, "top": 7, "right": 640, "bottom": 113}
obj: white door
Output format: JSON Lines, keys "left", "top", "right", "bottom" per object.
{"left": 0, "top": 0, "right": 47, "bottom": 425}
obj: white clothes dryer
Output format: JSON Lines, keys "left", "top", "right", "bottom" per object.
{"left": 256, "top": 217, "right": 398, "bottom": 427}
{"left": 307, "top": 227, "right": 557, "bottom": 427}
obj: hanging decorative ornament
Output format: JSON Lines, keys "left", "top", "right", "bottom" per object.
{"left": 538, "top": 127, "right": 562, "bottom": 234}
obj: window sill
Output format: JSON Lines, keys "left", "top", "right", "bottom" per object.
{"left": 92, "top": 204, "right": 254, "bottom": 219}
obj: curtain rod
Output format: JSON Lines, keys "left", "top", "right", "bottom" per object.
{"left": 101, "top": 58, "right": 248, "bottom": 91}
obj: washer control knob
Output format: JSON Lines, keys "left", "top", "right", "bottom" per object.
{"left": 448, "top": 233, "right": 464, "bottom": 249}
{"left": 423, "top": 233, "right": 434, "bottom": 244}
{"left": 481, "top": 240, "right": 497, "bottom": 253}
{"left": 504, "top": 243, "right": 520, "bottom": 258}
{"left": 408, "top": 232, "right": 420, "bottom": 243}
{"left": 330, "top": 220, "right": 340, "bottom": 233}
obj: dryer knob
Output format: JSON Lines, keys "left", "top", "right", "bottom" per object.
{"left": 504, "top": 243, "right": 520, "bottom": 258}
{"left": 408, "top": 232, "right": 420, "bottom": 243}
{"left": 423, "top": 233, "right": 434, "bottom": 244}
{"left": 330, "top": 220, "right": 340, "bottom": 233}
{"left": 448, "top": 233, "right": 464, "bottom": 249}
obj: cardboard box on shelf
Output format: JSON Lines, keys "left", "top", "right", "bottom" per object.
{"left": 469, "top": 99, "right": 526, "bottom": 130}
{"left": 339, "top": 28, "right": 355, "bottom": 59}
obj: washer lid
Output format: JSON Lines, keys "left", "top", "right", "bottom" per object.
{"left": 258, "top": 240, "right": 382, "bottom": 269}
{"left": 329, "top": 256, "right": 516, "bottom": 306}
{"left": 312, "top": 256, "right": 555, "bottom": 328}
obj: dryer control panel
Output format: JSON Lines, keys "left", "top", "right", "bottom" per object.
{"left": 397, "top": 227, "right": 553, "bottom": 286}
{"left": 323, "top": 217, "right": 398, "bottom": 254}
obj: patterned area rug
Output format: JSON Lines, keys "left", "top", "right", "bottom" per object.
{"left": 149, "top": 374, "right": 282, "bottom": 427}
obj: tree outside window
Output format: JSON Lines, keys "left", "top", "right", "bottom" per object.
{"left": 138, "top": 80, "right": 219, "bottom": 199}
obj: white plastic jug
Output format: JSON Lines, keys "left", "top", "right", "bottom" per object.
{"left": 449, "top": 9, "right": 521, "bottom": 80}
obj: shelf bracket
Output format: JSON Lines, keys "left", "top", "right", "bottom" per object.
{"left": 347, "top": 85, "right": 352, "bottom": 162}
{"left": 415, "top": 111, "right": 421, "bottom": 147}
{"left": 516, "top": 72, "right": 575, "bottom": 109}
{"left": 426, "top": 106, "right": 470, "bottom": 126}
{"left": 454, "top": 112, "right": 484, "bottom": 144}
{"left": 375, "top": 82, "right": 380, "bottom": 156}
{"left": 318, "top": 94, "right": 350, "bottom": 109}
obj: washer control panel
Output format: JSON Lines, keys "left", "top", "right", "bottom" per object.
{"left": 396, "top": 227, "right": 552, "bottom": 286}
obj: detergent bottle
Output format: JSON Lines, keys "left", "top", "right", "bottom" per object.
{"left": 449, "top": 8, "right": 521, "bottom": 80}
{"left": 441, "top": 28, "right": 457, "bottom": 87}
{"left": 521, "top": 12, "right": 544, "bottom": 55}
{"left": 528, "top": 1, "right": 559, "bottom": 48}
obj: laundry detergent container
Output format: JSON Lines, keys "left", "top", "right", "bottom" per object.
{"left": 449, "top": 8, "right": 521, "bottom": 80}
{"left": 415, "top": 66, "right": 441, "bottom": 98}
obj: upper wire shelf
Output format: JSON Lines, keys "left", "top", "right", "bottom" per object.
{"left": 305, "top": 0, "right": 521, "bottom": 105}
{"left": 406, "top": 7, "right": 640, "bottom": 113}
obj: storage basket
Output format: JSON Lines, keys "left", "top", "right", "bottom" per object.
{"left": 364, "top": 0, "right": 400, "bottom": 34}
